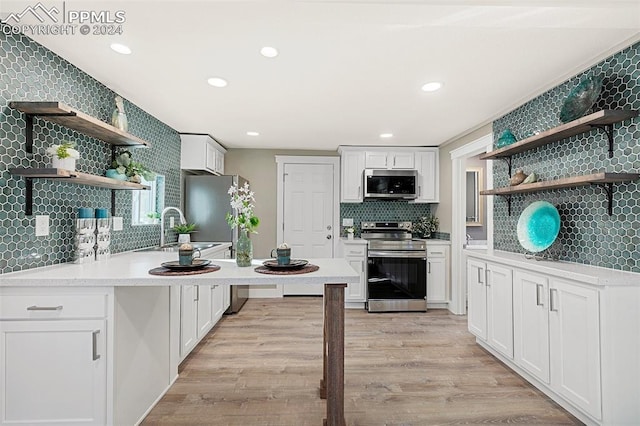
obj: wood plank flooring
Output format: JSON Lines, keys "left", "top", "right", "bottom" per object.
{"left": 142, "top": 297, "right": 582, "bottom": 425}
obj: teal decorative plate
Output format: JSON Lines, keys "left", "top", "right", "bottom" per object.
{"left": 517, "top": 201, "right": 561, "bottom": 253}
{"left": 559, "top": 75, "right": 603, "bottom": 123}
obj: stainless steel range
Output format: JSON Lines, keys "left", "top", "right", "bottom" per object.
{"left": 361, "top": 221, "right": 427, "bottom": 313}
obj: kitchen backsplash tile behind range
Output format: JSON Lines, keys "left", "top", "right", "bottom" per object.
{"left": 492, "top": 42, "right": 640, "bottom": 272}
{"left": 340, "top": 201, "right": 447, "bottom": 238}
{"left": 0, "top": 27, "right": 181, "bottom": 273}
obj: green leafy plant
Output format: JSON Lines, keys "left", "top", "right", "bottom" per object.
{"left": 111, "top": 150, "right": 155, "bottom": 181}
{"left": 46, "top": 141, "right": 79, "bottom": 159}
{"left": 172, "top": 223, "right": 196, "bottom": 234}
{"left": 413, "top": 214, "right": 439, "bottom": 238}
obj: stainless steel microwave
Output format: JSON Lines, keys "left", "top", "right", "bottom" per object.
{"left": 363, "top": 169, "right": 418, "bottom": 199}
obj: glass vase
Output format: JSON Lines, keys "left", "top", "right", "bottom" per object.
{"left": 236, "top": 230, "right": 253, "bottom": 267}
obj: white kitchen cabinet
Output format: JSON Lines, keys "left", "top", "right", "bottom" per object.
{"left": 338, "top": 239, "right": 367, "bottom": 306}
{"left": 467, "top": 258, "right": 488, "bottom": 340}
{"left": 180, "top": 134, "right": 226, "bottom": 175}
{"left": 513, "top": 270, "right": 550, "bottom": 383}
{"left": 0, "top": 291, "right": 107, "bottom": 426}
{"left": 211, "top": 285, "right": 225, "bottom": 324}
{"left": 365, "top": 150, "right": 415, "bottom": 169}
{"left": 549, "top": 278, "right": 601, "bottom": 420}
{"left": 466, "top": 259, "right": 513, "bottom": 359}
{"left": 413, "top": 149, "right": 439, "bottom": 203}
{"left": 339, "top": 149, "right": 365, "bottom": 202}
{"left": 197, "top": 285, "right": 213, "bottom": 338}
{"left": 180, "top": 284, "right": 199, "bottom": 359}
{"left": 426, "top": 245, "right": 449, "bottom": 305}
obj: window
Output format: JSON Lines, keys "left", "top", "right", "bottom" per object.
{"left": 131, "top": 174, "right": 165, "bottom": 225}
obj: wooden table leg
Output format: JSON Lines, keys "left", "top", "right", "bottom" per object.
{"left": 323, "top": 283, "right": 347, "bottom": 426}
{"left": 320, "top": 285, "right": 327, "bottom": 399}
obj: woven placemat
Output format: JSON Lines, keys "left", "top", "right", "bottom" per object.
{"left": 254, "top": 264, "right": 319, "bottom": 275}
{"left": 148, "top": 264, "right": 221, "bottom": 276}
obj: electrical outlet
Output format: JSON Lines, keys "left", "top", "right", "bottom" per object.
{"left": 169, "top": 217, "right": 175, "bottom": 228}
{"left": 35, "top": 215, "right": 49, "bottom": 236}
{"left": 112, "top": 216, "right": 123, "bottom": 231}
{"left": 342, "top": 218, "right": 354, "bottom": 227}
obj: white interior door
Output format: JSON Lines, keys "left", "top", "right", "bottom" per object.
{"left": 282, "top": 163, "right": 335, "bottom": 295}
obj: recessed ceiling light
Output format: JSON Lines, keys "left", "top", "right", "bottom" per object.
{"left": 207, "top": 77, "right": 228, "bottom": 88}
{"left": 380, "top": 133, "right": 394, "bottom": 138}
{"left": 421, "top": 82, "right": 442, "bottom": 92}
{"left": 110, "top": 43, "right": 131, "bottom": 55}
{"left": 247, "top": 131, "right": 260, "bottom": 136}
{"left": 260, "top": 46, "right": 279, "bottom": 58}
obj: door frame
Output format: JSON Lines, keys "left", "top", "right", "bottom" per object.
{"left": 449, "top": 134, "right": 493, "bottom": 315}
{"left": 273, "top": 155, "right": 341, "bottom": 295}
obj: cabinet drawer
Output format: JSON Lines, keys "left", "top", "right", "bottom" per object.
{"left": 344, "top": 246, "right": 366, "bottom": 257}
{"left": 0, "top": 294, "right": 107, "bottom": 319}
{"left": 427, "top": 246, "right": 447, "bottom": 257}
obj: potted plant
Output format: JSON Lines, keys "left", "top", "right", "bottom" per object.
{"left": 106, "top": 150, "right": 155, "bottom": 183}
{"left": 146, "top": 211, "right": 160, "bottom": 224}
{"left": 172, "top": 223, "right": 196, "bottom": 243}
{"left": 413, "top": 214, "right": 439, "bottom": 238}
{"left": 344, "top": 226, "right": 355, "bottom": 240}
{"left": 46, "top": 141, "right": 80, "bottom": 171}
{"left": 226, "top": 182, "right": 260, "bottom": 266}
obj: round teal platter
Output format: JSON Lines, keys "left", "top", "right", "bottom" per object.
{"left": 559, "top": 75, "right": 603, "bottom": 123}
{"left": 517, "top": 201, "right": 561, "bottom": 253}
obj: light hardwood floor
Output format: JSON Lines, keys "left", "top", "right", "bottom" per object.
{"left": 143, "top": 297, "right": 582, "bottom": 425}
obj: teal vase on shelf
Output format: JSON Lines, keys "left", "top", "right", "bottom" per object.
{"left": 236, "top": 230, "right": 253, "bottom": 267}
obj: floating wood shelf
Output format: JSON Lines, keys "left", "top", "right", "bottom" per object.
{"left": 9, "top": 101, "right": 150, "bottom": 151}
{"left": 480, "top": 110, "right": 638, "bottom": 172}
{"left": 9, "top": 168, "right": 149, "bottom": 215}
{"left": 481, "top": 172, "right": 640, "bottom": 216}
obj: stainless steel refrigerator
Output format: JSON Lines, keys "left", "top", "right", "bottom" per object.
{"left": 184, "top": 174, "right": 249, "bottom": 314}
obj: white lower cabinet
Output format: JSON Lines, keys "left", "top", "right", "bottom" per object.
{"left": 0, "top": 319, "right": 106, "bottom": 425}
{"left": 549, "top": 278, "right": 601, "bottom": 420}
{"left": 426, "top": 244, "right": 449, "bottom": 305}
{"left": 211, "top": 285, "right": 225, "bottom": 324}
{"left": 467, "top": 259, "right": 513, "bottom": 359}
{"left": 339, "top": 239, "right": 367, "bottom": 305}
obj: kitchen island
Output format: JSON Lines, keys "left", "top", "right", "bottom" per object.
{"left": 0, "top": 249, "right": 359, "bottom": 426}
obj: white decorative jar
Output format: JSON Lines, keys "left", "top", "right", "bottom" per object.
{"left": 51, "top": 157, "right": 76, "bottom": 171}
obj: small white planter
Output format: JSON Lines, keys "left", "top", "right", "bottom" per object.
{"left": 51, "top": 157, "right": 76, "bottom": 171}
{"left": 178, "top": 234, "right": 191, "bottom": 244}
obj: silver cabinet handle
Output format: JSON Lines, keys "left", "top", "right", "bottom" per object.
{"left": 477, "top": 267, "right": 484, "bottom": 284}
{"left": 195, "top": 286, "right": 199, "bottom": 302}
{"left": 431, "top": 251, "right": 443, "bottom": 255}
{"left": 27, "top": 305, "right": 63, "bottom": 311}
{"left": 358, "top": 185, "right": 361, "bottom": 197}
{"left": 92, "top": 330, "right": 101, "bottom": 361}
{"left": 486, "top": 270, "right": 491, "bottom": 287}
{"left": 550, "top": 288, "right": 558, "bottom": 312}
{"left": 427, "top": 261, "right": 431, "bottom": 274}
{"left": 536, "top": 284, "right": 544, "bottom": 306}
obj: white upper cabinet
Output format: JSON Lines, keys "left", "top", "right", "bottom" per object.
{"left": 180, "top": 134, "right": 226, "bottom": 175}
{"left": 338, "top": 146, "right": 439, "bottom": 203}
{"left": 365, "top": 151, "right": 415, "bottom": 169}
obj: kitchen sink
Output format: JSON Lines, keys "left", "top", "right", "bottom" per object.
{"left": 135, "top": 242, "right": 222, "bottom": 252}
{"left": 464, "top": 240, "right": 488, "bottom": 250}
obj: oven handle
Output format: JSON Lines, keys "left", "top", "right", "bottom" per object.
{"left": 368, "top": 250, "right": 426, "bottom": 259}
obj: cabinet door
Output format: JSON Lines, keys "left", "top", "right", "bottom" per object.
{"left": 365, "top": 151, "right": 388, "bottom": 168}
{"left": 390, "top": 152, "right": 414, "bottom": 169}
{"left": 345, "top": 256, "right": 366, "bottom": 302}
{"left": 196, "top": 285, "right": 213, "bottom": 339}
{"left": 205, "top": 143, "right": 217, "bottom": 174}
{"left": 427, "top": 257, "right": 447, "bottom": 302}
{"left": 180, "top": 285, "right": 198, "bottom": 358}
{"left": 211, "top": 285, "right": 225, "bottom": 325}
{"left": 467, "top": 259, "right": 487, "bottom": 340}
{"left": 549, "top": 279, "right": 601, "bottom": 419}
{"left": 414, "top": 150, "right": 439, "bottom": 203}
{"left": 215, "top": 149, "right": 225, "bottom": 175}
{"left": 340, "top": 150, "right": 365, "bottom": 202}
{"left": 0, "top": 319, "right": 106, "bottom": 425}
{"left": 486, "top": 263, "right": 513, "bottom": 359}
{"left": 513, "top": 270, "right": 550, "bottom": 383}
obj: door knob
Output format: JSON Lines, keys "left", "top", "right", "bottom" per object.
{"left": 327, "top": 225, "right": 332, "bottom": 230}
{"left": 326, "top": 235, "right": 332, "bottom": 239}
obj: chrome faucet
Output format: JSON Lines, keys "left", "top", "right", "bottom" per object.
{"left": 466, "top": 233, "right": 472, "bottom": 245}
{"left": 160, "top": 206, "right": 187, "bottom": 247}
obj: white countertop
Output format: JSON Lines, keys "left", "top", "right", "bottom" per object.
{"left": 465, "top": 249, "right": 640, "bottom": 287}
{"left": 0, "top": 244, "right": 360, "bottom": 288}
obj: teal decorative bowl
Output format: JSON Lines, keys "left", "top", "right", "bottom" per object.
{"left": 105, "top": 169, "right": 128, "bottom": 181}
{"left": 559, "top": 75, "right": 603, "bottom": 123}
{"left": 517, "top": 201, "right": 561, "bottom": 253}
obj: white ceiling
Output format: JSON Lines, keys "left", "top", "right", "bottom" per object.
{"left": 6, "top": 1, "right": 640, "bottom": 150}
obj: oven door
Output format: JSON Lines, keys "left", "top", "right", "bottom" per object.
{"left": 367, "top": 250, "right": 427, "bottom": 312}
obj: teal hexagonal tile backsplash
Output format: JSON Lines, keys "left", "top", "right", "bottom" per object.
{"left": 0, "top": 26, "right": 182, "bottom": 273}
{"left": 492, "top": 42, "right": 640, "bottom": 272}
